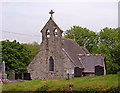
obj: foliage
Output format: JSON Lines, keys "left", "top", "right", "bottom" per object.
{"left": 98, "top": 27, "right": 120, "bottom": 73}
{"left": 23, "top": 41, "right": 40, "bottom": 62}
{"left": 64, "top": 26, "right": 120, "bottom": 74}
{"left": 32, "top": 87, "right": 120, "bottom": 93}
{"left": 2, "top": 40, "right": 32, "bottom": 75}
{"left": 74, "top": 88, "right": 120, "bottom": 93}
{"left": 64, "top": 26, "right": 98, "bottom": 53}
{"left": 2, "top": 74, "right": 118, "bottom": 92}
{"left": 35, "top": 85, "right": 49, "bottom": 92}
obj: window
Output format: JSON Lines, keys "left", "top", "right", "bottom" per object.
{"left": 54, "top": 29, "right": 58, "bottom": 37}
{"left": 46, "top": 29, "right": 50, "bottom": 38}
{"left": 49, "top": 56, "right": 54, "bottom": 71}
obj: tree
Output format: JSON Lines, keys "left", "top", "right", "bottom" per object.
{"left": 64, "top": 26, "right": 120, "bottom": 74}
{"left": 98, "top": 27, "right": 120, "bottom": 73}
{"left": 2, "top": 40, "right": 32, "bottom": 76}
{"left": 23, "top": 42, "right": 40, "bottom": 62}
{"left": 64, "top": 26, "right": 98, "bottom": 53}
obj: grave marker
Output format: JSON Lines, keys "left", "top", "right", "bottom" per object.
{"left": 9, "top": 72, "right": 15, "bottom": 80}
{"left": 23, "top": 73, "right": 31, "bottom": 80}
{"left": 1, "top": 61, "right": 7, "bottom": 79}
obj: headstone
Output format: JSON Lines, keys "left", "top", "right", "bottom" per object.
{"left": 95, "top": 65, "right": 104, "bottom": 75}
{"left": 67, "top": 73, "right": 69, "bottom": 80}
{"left": 15, "top": 73, "right": 18, "bottom": 80}
{"left": 1, "top": 61, "right": 7, "bottom": 79}
{"left": 9, "top": 72, "right": 15, "bottom": 80}
{"left": 74, "top": 67, "right": 82, "bottom": 77}
{"left": 0, "top": 74, "right": 2, "bottom": 79}
{"left": 23, "top": 73, "right": 31, "bottom": 80}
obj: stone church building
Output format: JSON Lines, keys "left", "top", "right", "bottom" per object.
{"left": 27, "top": 10, "right": 106, "bottom": 80}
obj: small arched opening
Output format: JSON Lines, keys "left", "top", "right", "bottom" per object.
{"left": 54, "top": 29, "right": 58, "bottom": 37}
{"left": 46, "top": 29, "right": 50, "bottom": 38}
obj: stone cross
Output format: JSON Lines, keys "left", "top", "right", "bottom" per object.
{"left": 49, "top": 10, "right": 55, "bottom": 17}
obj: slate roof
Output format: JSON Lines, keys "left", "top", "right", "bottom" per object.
{"left": 62, "top": 38, "right": 90, "bottom": 68}
{"left": 78, "top": 54, "right": 105, "bottom": 73}
{"left": 62, "top": 38, "right": 105, "bottom": 73}
{"left": 80, "top": 47, "right": 90, "bottom": 54}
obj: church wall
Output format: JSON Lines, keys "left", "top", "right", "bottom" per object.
{"left": 61, "top": 50, "right": 75, "bottom": 78}
{"left": 27, "top": 43, "right": 75, "bottom": 80}
{"left": 27, "top": 24, "right": 75, "bottom": 80}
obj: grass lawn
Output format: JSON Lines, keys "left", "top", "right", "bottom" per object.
{"left": 2, "top": 74, "right": 119, "bottom": 92}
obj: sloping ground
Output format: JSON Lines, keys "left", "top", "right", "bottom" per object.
{"left": 2, "top": 74, "right": 119, "bottom": 92}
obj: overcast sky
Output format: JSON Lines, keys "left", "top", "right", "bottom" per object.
{"left": 1, "top": 0, "right": 119, "bottom": 44}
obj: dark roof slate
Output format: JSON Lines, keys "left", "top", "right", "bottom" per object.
{"left": 62, "top": 38, "right": 89, "bottom": 68}
{"left": 81, "top": 47, "right": 90, "bottom": 54}
{"left": 78, "top": 54, "right": 105, "bottom": 73}
{"left": 62, "top": 38, "right": 105, "bottom": 73}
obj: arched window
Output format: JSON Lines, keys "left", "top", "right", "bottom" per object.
{"left": 54, "top": 29, "right": 58, "bottom": 37}
{"left": 49, "top": 56, "right": 54, "bottom": 71}
{"left": 46, "top": 29, "right": 50, "bottom": 38}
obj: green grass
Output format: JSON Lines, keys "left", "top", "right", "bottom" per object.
{"left": 2, "top": 74, "right": 118, "bottom": 91}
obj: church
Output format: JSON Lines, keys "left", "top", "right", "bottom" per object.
{"left": 27, "top": 10, "right": 106, "bottom": 80}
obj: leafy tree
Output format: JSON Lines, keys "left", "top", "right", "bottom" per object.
{"left": 2, "top": 40, "right": 32, "bottom": 76}
{"left": 64, "top": 26, "right": 98, "bottom": 53}
{"left": 64, "top": 26, "right": 120, "bottom": 74}
{"left": 23, "top": 42, "right": 40, "bottom": 62}
{"left": 98, "top": 27, "right": 120, "bottom": 73}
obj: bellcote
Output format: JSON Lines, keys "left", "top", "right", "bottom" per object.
{"left": 41, "top": 10, "right": 63, "bottom": 39}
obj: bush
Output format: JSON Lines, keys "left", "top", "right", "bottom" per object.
{"left": 32, "top": 87, "right": 120, "bottom": 93}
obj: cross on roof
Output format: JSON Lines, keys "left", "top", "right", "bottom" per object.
{"left": 49, "top": 10, "right": 55, "bottom": 17}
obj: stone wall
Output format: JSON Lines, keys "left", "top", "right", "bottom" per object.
{"left": 27, "top": 17, "right": 75, "bottom": 80}
{"left": 27, "top": 43, "right": 75, "bottom": 80}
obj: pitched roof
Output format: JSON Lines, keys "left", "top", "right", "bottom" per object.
{"left": 80, "top": 47, "right": 90, "bottom": 54}
{"left": 78, "top": 54, "right": 105, "bottom": 73}
{"left": 62, "top": 38, "right": 89, "bottom": 68}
